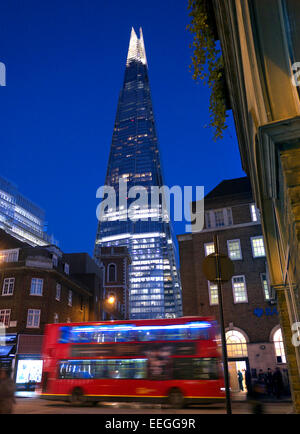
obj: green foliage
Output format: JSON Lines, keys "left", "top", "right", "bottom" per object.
{"left": 187, "top": 0, "right": 228, "bottom": 140}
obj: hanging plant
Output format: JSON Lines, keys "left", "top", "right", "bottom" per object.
{"left": 187, "top": 0, "right": 228, "bottom": 140}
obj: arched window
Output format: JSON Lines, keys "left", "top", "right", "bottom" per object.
{"left": 226, "top": 329, "right": 248, "bottom": 358}
{"left": 107, "top": 263, "right": 117, "bottom": 282}
{"left": 273, "top": 328, "right": 286, "bottom": 363}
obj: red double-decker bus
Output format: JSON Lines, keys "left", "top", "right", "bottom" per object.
{"left": 39, "top": 316, "right": 225, "bottom": 408}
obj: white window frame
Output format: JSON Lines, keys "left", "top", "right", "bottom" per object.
{"left": 205, "top": 208, "right": 233, "bottom": 229}
{"left": 26, "top": 309, "right": 40, "bottom": 328}
{"left": 208, "top": 281, "right": 219, "bottom": 305}
{"left": 56, "top": 283, "right": 61, "bottom": 301}
{"left": 227, "top": 239, "right": 242, "bottom": 260}
{"left": 204, "top": 242, "right": 215, "bottom": 257}
{"left": 68, "top": 290, "right": 72, "bottom": 307}
{"left": 0, "top": 248, "right": 19, "bottom": 263}
{"left": 30, "top": 278, "right": 44, "bottom": 296}
{"left": 251, "top": 236, "right": 266, "bottom": 258}
{"left": 232, "top": 275, "right": 248, "bottom": 304}
{"left": 0, "top": 309, "right": 11, "bottom": 327}
{"left": 2, "top": 277, "right": 15, "bottom": 296}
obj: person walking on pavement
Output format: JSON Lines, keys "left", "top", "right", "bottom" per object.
{"left": 265, "top": 368, "right": 273, "bottom": 396}
{"left": 0, "top": 368, "right": 15, "bottom": 414}
{"left": 273, "top": 367, "right": 284, "bottom": 399}
{"left": 238, "top": 370, "right": 244, "bottom": 392}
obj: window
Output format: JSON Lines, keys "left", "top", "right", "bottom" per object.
{"left": 214, "top": 210, "right": 225, "bottom": 227}
{"left": 58, "top": 359, "right": 147, "bottom": 380}
{"left": 226, "top": 330, "right": 248, "bottom": 357}
{"left": 251, "top": 236, "right": 265, "bottom": 257}
{"left": 261, "top": 273, "right": 270, "bottom": 301}
{"left": 250, "top": 204, "right": 260, "bottom": 222}
{"left": 0, "top": 249, "right": 19, "bottom": 263}
{"left": 227, "top": 239, "right": 242, "bottom": 260}
{"left": 273, "top": 328, "right": 286, "bottom": 363}
{"left": 64, "top": 263, "right": 69, "bottom": 275}
{"left": 54, "top": 313, "right": 59, "bottom": 323}
{"left": 232, "top": 275, "right": 248, "bottom": 303}
{"left": 2, "top": 278, "right": 15, "bottom": 296}
{"left": 56, "top": 283, "right": 61, "bottom": 301}
{"left": 205, "top": 208, "right": 233, "bottom": 229}
{"left": 26, "top": 309, "right": 40, "bottom": 328}
{"left": 204, "top": 242, "right": 215, "bottom": 256}
{"left": 30, "top": 278, "right": 43, "bottom": 296}
{"left": 0, "top": 309, "right": 11, "bottom": 327}
{"left": 52, "top": 255, "right": 58, "bottom": 267}
{"left": 173, "top": 358, "right": 218, "bottom": 380}
{"left": 108, "top": 263, "right": 117, "bottom": 282}
{"left": 208, "top": 282, "right": 219, "bottom": 305}
{"left": 68, "top": 290, "right": 72, "bottom": 307}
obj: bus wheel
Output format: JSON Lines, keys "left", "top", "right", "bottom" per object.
{"left": 168, "top": 388, "right": 184, "bottom": 409}
{"left": 70, "top": 387, "right": 85, "bottom": 406}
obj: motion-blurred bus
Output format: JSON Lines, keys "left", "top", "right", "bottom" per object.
{"left": 39, "top": 316, "right": 225, "bottom": 408}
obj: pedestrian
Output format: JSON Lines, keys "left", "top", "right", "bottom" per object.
{"left": 237, "top": 370, "right": 244, "bottom": 391}
{"left": 258, "top": 369, "right": 265, "bottom": 384}
{"left": 245, "top": 369, "right": 252, "bottom": 397}
{"left": 265, "top": 368, "right": 273, "bottom": 396}
{"left": 0, "top": 368, "right": 15, "bottom": 414}
{"left": 273, "top": 367, "right": 284, "bottom": 399}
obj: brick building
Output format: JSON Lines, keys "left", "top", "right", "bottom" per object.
{"left": 96, "top": 246, "right": 131, "bottom": 320}
{"left": 178, "top": 178, "right": 289, "bottom": 392}
{"left": 0, "top": 230, "right": 128, "bottom": 390}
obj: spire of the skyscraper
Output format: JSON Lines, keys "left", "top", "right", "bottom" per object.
{"left": 126, "top": 27, "right": 147, "bottom": 66}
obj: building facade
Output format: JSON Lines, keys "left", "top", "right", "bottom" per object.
{"left": 98, "top": 246, "right": 130, "bottom": 320}
{"left": 0, "top": 231, "right": 102, "bottom": 389}
{"left": 0, "top": 175, "right": 56, "bottom": 246}
{"left": 199, "top": 0, "right": 300, "bottom": 412}
{"left": 178, "top": 178, "right": 289, "bottom": 392}
{"left": 94, "top": 28, "right": 182, "bottom": 319}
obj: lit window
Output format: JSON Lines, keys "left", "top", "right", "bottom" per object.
{"left": 0, "top": 249, "right": 19, "bottom": 263}
{"left": 0, "top": 309, "right": 11, "bottom": 327}
{"left": 226, "top": 330, "right": 248, "bottom": 357}
{"left": 250, "top": 204, "right": 260, "bottom": 222}
{"left": 273, "top": 328, "right": 286, "bottom": 363}
{"left": 68, "top": 290, "right": 72, "bottom": 307}
{"left": 64, "top": 263, "right": 69, "bottom": 275}
{"left": 208, "top": 282, "right": 218, "bottom": 305}
{"left": 56, "top": 283, "right": 61, "bottom": 301}
{"left": 2, "top": 277, "right": 15, "bottom": 296}
{"left": 27, "top": 309, "right": 40, "bottom": 328}
{"left": 251, "top": 236, "right": 265, "bottom": 257}
{"left": 232, "top": 276, "right": 248, "bottom": 303}
{"left": 30, "top": 278, "right": 43, "bottom": 296}
{"left": 227, "top": 239, "right": 242, "bottom": 260}
{"left": 204, "top": 242, "right": 215, "bottom": 256}
{"left": 261, "top": 273, "right": 270, "bottom": 300}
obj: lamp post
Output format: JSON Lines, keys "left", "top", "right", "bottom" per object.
{"left": 202, "top": 234, "right": 234, "bottom": 415}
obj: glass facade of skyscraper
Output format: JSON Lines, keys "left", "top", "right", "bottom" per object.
{"left": 0, "top": 175, "right": 56, "bottom": 246}
{"left": 94, "top": 28, "right": 182, "bottom": 319}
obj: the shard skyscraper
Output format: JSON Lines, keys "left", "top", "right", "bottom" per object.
{"left": 94, "top": 28, "right": 182, "bottom": 319}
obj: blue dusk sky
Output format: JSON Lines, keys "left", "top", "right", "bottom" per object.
{"left": 0, "top": 0, "right": 245, "bottom": 255}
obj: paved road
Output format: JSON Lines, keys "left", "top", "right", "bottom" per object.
{"left": 12, "top": 397, "right": 293, "bottom": 414}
